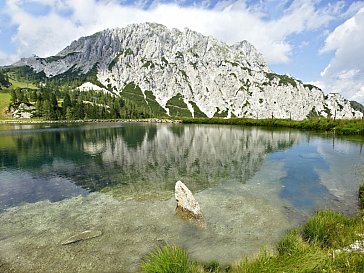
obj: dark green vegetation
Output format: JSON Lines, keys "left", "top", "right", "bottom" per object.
{"left": 8, "top": 86, "right": 131, "bottom": 120}
{"left": 120, "top": 83, "right": 167, "bottom": 118}
{"left": 1, "top": 66, "right": 168, "bottom": 120}
{"left": 351, "top": 101, "right": 364, "bottom": 113}
{"left": 166, "top": 94, "right": 207, "bottom": 118}
{"left": 213, "top": 107, "right": 229, "bottom": 118}
{"left": 0, "top": 68, "right": 39, "bottom": 119}
{"left": 166, "top": 94, "right": 191, "bottom": 117}
{"left": 181, "top": 117, "right": 364, "bottom": 135}
{"left": 141, "top": 186, "right": 364, "bottom": 272}
{"left": 265, "top": 72, "right": 302, "bottom": 88}
{"left": 359, "top": 184, "right": 364, "bottom": 209}
{"left": 0, "top": 92, "right": 11, "bottom": 119}
{"left": 0, "top": 71, "right": 11, "bottom": 90}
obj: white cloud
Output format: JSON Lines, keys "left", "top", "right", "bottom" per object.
{"left": 319, "top": 7, "right": 364, "bottom": 103}
{"left": 0, "top": 0, "right": 341, "bottom": 66}
{"left": 337, "top": 69, "right": 360, "bottom": 80}
{"left": 351, "top": 86, "right": 364, "bottom": 102}
{"left": 0, "top": 50, "right": 18, "bottom": 66}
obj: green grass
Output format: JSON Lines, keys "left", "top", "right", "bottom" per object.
{"left": 190, "top": 101, "right": 207, "bottom": 118}
{"left": 180, "top": 117, "right": 364, "bottom": 135}
{"left": 276, "top": 229, "right": 308, "bottom": 256}
{"left": 141, "top": 245, "right": 203, "bottom": 273}
{"left": 302, "top": 210, "right": 363, "bottom": 248}
{"left": 231, "top": 246, "right": 364, "bottom": 273}
{"left": 144, "top": 90, "right": 168, "bottom": 117}
{"left": 0, "top": 76, "right": 38, "bottom": 120}
{"left": 213, "top": 108, "right": 229, "bottom": 118}
{"left": 0, "top": 92, "right": 11, "bottom": 119}
{"left": 233, "top": 247, "right": 325, "bottom": 273}
{"left": 8, "top": 78, "right": 38, "bottom": 90}
{"left": 121, "top": 83, "right": 167, "bottom": 117}
{"left": 166, "top": 94, "right": 192, "bottom": 117}
{"left": 141, "top": 186, "right": 364, "bottom": 273}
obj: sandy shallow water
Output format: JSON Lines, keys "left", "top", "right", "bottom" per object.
{"left": 0, "top": 161, "right": 293, "bottom": 273}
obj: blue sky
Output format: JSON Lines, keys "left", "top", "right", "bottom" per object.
{"left": 1, "top": 0, "right": 364, "bottom": 102}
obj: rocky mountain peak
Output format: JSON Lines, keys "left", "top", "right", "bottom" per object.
{"left": 11, "top": 23, "right": 363, "bottom": 120}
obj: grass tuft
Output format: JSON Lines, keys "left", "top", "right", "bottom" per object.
{"left": 141, "top": 245, "right": 201, "bottom": 273}
{"left": 302, "top": 210, "right": 362, "bottom": 248}
{"left": 277, "top": 229, "right": 308, "bottom": 255}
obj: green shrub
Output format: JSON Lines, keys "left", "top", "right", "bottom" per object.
{"left": 141, "top": 245, "right": 194, "bottom": 273}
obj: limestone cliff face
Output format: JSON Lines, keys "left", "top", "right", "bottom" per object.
{"left": 14, "top": 23, "right": 362, "bottom": 120}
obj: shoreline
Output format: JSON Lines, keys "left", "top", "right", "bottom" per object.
{"left": 1, "top": 116, "right": 364, "bottom": 136}
{"left": 142, "top": 184, "right": 364, "bottom": 273}
{"left": 0, "top": 118, "right": 182, "bottom": 125}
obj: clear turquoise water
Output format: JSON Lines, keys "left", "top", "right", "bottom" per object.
{"left": 1, "top": 123, "right": 363, "bottom": 213}
{"left": 0, "top": 123, "right": 363, "bottom": 272}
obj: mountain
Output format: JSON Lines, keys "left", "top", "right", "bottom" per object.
{"left": 12, "top": 22, "right": 363, "bottom": 120}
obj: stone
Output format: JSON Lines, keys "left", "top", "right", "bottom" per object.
{"left": 61, "top": 230, "right": 102, "bottom": 245}
{"left": 11, "top": 103, "right": 36, "bottom": 119}
{"left": 175, "top": 181, "right": 202, "bottom": 219}
{"left": 77, "top": 82, "right": 109, "bottom": 94}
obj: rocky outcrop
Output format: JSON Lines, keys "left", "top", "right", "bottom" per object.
{"left": 175, "top": 181, "right": 202, "bottom": 219}
{"left": 13, "top": 23, "right": 363, "bottom": 120}
{"left": 77, "top": 82, "right": 109, "bottom": 94}
{"left": 10, "top": 103, "right": 35, "bottom": 118}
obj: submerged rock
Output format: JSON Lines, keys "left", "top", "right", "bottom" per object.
{"left": 61, "top": 230, "right": 103, "bottom": 245}
{"left": 175, "top": 181, "right": 202, "bottom": 219}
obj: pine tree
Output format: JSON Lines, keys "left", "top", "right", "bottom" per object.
{"left": 62, "top": 94, "right": 71, "bottom": 114}
{"left": 43, "top": 100, "right": 52, "bottom": 120}
{"left": 10, "top": 90, "right": 17, "bottom": 105}
{"left": 65, "top": 107, "right": 73, "bottom": 120}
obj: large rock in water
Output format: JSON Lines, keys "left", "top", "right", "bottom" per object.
{"left": 175, "top": 181, "right": 202, "bottom": 219}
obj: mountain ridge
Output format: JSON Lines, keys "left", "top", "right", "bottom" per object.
{"left": 10, "top": 22, "right": 363, "bottom": 120}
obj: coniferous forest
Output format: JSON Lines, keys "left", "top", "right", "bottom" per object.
{"left": 4, "top": 66, "right": 166, "bottom": 120}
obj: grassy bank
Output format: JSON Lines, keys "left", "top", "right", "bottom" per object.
{"left": 141, "top": 186, "right": 364, "bottom": 273}
{"left": 181, "top": 117, "right": 364, "bottom": 135}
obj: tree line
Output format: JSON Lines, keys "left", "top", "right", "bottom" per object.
{"left": 0, "top": 71, "right": 11, "bottom": 89}
{"left": 9, "top": 85, "right": 157, "bottom": 120}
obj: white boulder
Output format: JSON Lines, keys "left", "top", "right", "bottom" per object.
{"left": 175, "top": 180, "right": 202, "bottom": 219}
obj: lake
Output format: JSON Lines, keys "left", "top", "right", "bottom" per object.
{"left": 0, "top": 122, "right": 363, "bottom": 272}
